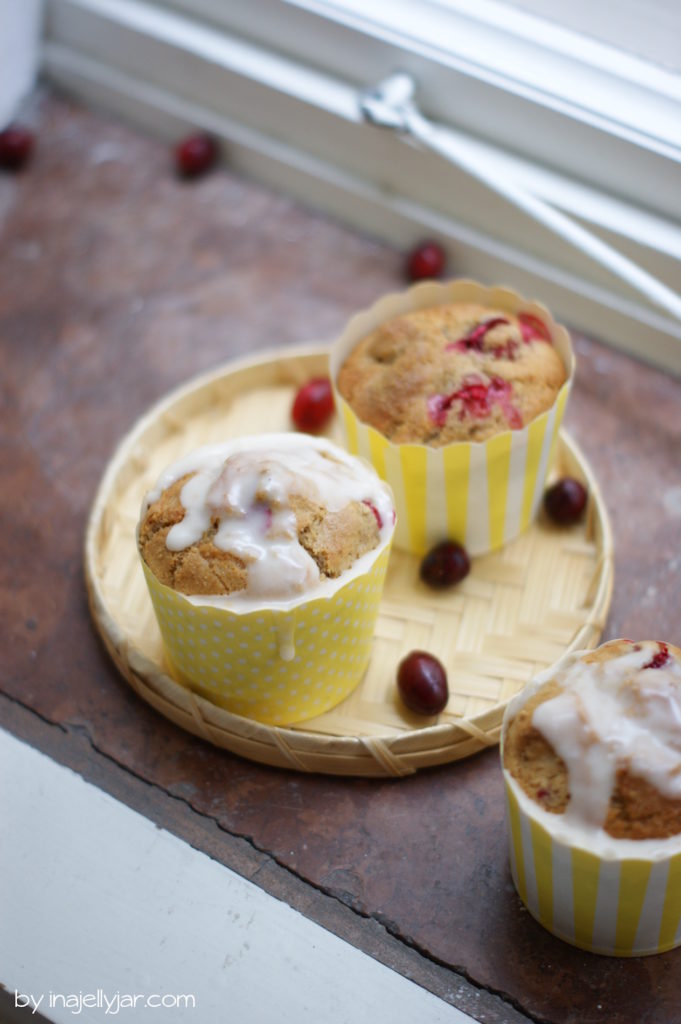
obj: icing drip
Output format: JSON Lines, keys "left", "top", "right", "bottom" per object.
{"left": 276, "top": 618, "right": 296, "bottom": 662}
{"left": 532, "top": 643, "right": 681, "bottom": 829}
{"left": 145, "top": 437, "right": 394, "bottom": 602}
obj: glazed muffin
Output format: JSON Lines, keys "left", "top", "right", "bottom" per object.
{"left": 139, "top": 436, "right": 395, "bottom": 602}
{"left": 137, "top": 434, "right": 396, "bottom": 725}
{"left": 501, "top": 639, "right": 681, "bottom": 955}
{"left": 336, "top": 302, "right": 567, "bottom": 445}
{"left": 504, "top": 639, "right": 681, "bottom": 840}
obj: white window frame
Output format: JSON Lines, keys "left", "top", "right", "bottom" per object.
{"left": 37, "top": 0, "right": 681, "bottom": 372}
{"left": 0, "top": 0, "right": 43, "bottom": 128}
{"left": 160, "top": 0, "right": 681, "bottom": 214}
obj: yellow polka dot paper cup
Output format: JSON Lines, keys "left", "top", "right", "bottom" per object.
{"left": 138, "top": 437, "right": 395, "bottom": 727}
{"left": 140, "top": 551, "right": 391, "bottom": 726}
{"left": 501, "top": 675, "right": 681, "bottom": 957}
{"left": 330, "top": 279, "right": 574, "bottom": 556}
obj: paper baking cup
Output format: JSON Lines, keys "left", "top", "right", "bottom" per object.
{"left": 330, "top": 280, "right": 574, "bottom": 556}
{"left": 503, "top": 773, "right": 681, "bottom": 956}
{"left": 140, "top": 544, "right": 391, "bottom": 727}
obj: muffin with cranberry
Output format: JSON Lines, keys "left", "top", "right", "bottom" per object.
{"left": 139, "top": 444, "right": 390, "bottom": 599}
{"left": 138, "top": 434, "right": 395, "bottom": 725}
{"left": 330, "top": 279, "right": 574, "bottom": 555}
{"left": 501, "top": 639, "right": 681, "bottom": 955}
{"left": 336, "top": 302, "right": 566, "bottom": 445}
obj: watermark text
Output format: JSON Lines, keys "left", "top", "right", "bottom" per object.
{"left": 14, "top": 990, "right": 196, "bottom": 1015}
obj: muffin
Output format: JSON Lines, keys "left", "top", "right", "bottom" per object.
{"left": 501, "top": 639, "right": 681, "bottom": 955}
{"left": 138, "top": 434, "right": 395, "bottom": 725}
{"left": 330, "top": 280, "right": 574, "bottom": 555}
{"left": 140, "top": 444, "right": 392, "bottom": 601}
{"left": 336, "top": 302, "right": 567, "bottom": 445}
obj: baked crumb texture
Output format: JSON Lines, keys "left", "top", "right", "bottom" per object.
{"left": 504, "top": 640, "right": 681, "bottom": 840}
{"left": 337, "top": 303, "right": 567, "bottom": 445}
{"left": 139, "top": 474, "right": 380, "bottom": 597}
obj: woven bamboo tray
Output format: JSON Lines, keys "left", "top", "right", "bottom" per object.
{"left": 85, "top": 346, "right": 613, "bottom": 777}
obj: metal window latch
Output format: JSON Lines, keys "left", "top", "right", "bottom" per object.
{"left": 359, "top": 73, "right": 681, "bottom": 324}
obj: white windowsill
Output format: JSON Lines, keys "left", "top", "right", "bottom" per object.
{"left": 0, "top": 729, "right": 471, "bottom": 1023}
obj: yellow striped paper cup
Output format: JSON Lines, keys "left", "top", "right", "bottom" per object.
{"left": 501, "top": 674, "right": 681, "bottom": 956}
{"left": 141, "top": 540, "right": 392, "bottom": 726}
{"left": 330, "top": 280, "right": 574, "bottom": 556}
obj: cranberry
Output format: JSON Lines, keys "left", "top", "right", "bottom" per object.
{"left": 456, "top": 379, "right": 491, "bottom": 420}
{"left": 175, "top": 133, "right": 218, "bottom": 178}
{"left": 446, "top": 317, "right": 510, "bottom": 353}
{"left": 405, "top": 240, "right": 446, "bottom": 282}
{"left": 518, "top": 312, "right": 551, "bottom": 343}
{"left": 362, "top": 500, "right": 383, "bottom": 530}
{"left": 291, "top": 376, "right": 334, "bottom": 432}
{"left": 397, "top": 651, "right": 449, "bottom": 715}
{"left": 490, "top": 340, "right": 519, "bottom": 361}
{"left": 0, "top": 124, "right": 34, "bottom": 171}
{"left": 544, "top": 478, "right": 587, "bottom": 525}
{"left": 488, "top": 376, "right": 523, "bottom": 427}
{"left": 420, "top": 540, "right": 470, "bottom": 588}
{"left": 427, "top": 374, "right": 522, "bottom": 429}
{"left": 427, "top": 392, "right": 454, "bottom": 428}
{"left": 643, "top": 642, "right": 671, "bottom": 670}
{"left": 427, "top": 375, "right": 489, "bottom": 427}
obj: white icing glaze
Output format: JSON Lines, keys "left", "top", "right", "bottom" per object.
{"left": 504, "top": 771, "right": 681, "bottom": 861}
{"left": 516, "top": 642, "right": 681, "bottom": 834}
{"left": 501, "top": 644, "right": 681, "bottom": 857}
{"left": 275, "top": 619, "right": 296, "bottom": 663}
{"left": 142, "top": 433, "right": 395, "bottom": 606}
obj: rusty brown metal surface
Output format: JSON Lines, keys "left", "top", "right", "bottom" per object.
{"left": 2, "top": 93, "right": 681, "bottom": 1024}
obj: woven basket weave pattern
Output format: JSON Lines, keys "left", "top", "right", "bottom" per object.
{"left": 85, "top": 348, "right": 613, "bottom": 777}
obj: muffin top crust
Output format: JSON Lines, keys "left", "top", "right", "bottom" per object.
{"left": 504, "top": 640, "right": 681, "bottom": 840}
{"left": 139, "top": 436, "right": 395, "bottom": 602}
{"left": 336, "top": 302, "right": 567, "bottom": 445}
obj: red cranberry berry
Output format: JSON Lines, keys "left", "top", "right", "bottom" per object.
{"left": 405, "top": 240, "right": 446, "bottom": 282}
{"left": 175, "top": 133, "right": 218, "bottom": 178}
{"left": 362, "top": 500, "right": 383, "bottom": 530}
{"left": 643, "top": 642, "right": 671, "bottom": 670}
{"left": 544, "top": 478, "right": 588, "bottom": 525}
{"left": 0, "top": 124, "right": 34, "bottom": 171}
{"left": 420, "top": 540, "right": 470, "bottom": 588}
{"left": 427, "top": 374, "right": 521, "bottom": 429}
{"left": 291, "top": 376, "right": 335, "bottom": 433}
{"left": 446, "top": 317, "right": 510, "bottom": 353}
{"left": 397, "top": 651, "right": 449, "bottom": 715}
{"left": 518, "top": 312, "right": 552, "bottom": 343}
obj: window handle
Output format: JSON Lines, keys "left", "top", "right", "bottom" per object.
{"left": 360, "top": 73, "right": 681, "bottom": 324}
